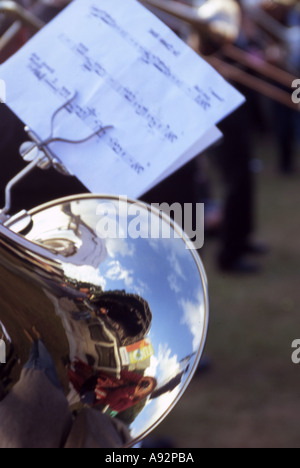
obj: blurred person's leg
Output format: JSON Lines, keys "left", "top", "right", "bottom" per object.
{"left": 216, "top": 99, "right": 258, "bottom": 273}
{"left": 293, "top": 107, "right": 300, "bottom": 171}
{"left": 271, "top": 102, "right": 295, "bottom": 175}
{"left": 195, "top": 154, "right": 223, "bottom": 236}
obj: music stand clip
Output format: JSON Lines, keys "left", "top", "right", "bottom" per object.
{"left": 0, "top": 92, "right": 113, "bottom": 223}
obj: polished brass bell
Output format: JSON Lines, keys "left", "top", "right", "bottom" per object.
{"left": 0, "top": 194, "right": 208, "bottom": 447}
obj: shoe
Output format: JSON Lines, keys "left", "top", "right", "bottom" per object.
{"left": 243, "top": 242, "right": 270, "bottom": 256}
{"left": 219, "top": 258, "right": 261, "bottom": 275}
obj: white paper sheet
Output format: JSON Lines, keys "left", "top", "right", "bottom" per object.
{"left": 147, "top": 126, "right": 223, "bottom": 192}
{"left": 0, "top": 0, "right": 244, "bottom": 198}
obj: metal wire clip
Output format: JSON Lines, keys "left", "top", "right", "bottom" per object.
{"left": 0, "top": 92, "right": 113, "bottom": 219}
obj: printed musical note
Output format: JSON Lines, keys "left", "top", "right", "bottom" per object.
{"left": 28, "top": 35, "right": 180, "bottom": 146}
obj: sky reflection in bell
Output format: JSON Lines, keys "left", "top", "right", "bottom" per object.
{"left": 26, "top": 196, "right": 208, "bottom": 443}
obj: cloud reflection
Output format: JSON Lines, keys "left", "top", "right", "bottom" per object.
{"left": 180, "top": 290, "right": 206, "bottom": 352}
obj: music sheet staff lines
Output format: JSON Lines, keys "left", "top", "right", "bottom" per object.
{"left": 89, "top": 5, "right": 221, "bottom": 112}
{"left": 59, "top": 33, "right": 179, "bottom": 144}
{"left": 0, "top": 0, "right": 244, "bottom": 198}
{"left": 27, "top": 53, "right": 145, "bottom": 175}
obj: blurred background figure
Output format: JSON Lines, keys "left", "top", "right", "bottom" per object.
{"left": 260, "top": 0, "right": 300, "bottom": 174}
{"left": 213, "top": 91, "right": 264, "bottom": 274}
{"left": 209, "top": 1, "right": 269, "bottom": 273}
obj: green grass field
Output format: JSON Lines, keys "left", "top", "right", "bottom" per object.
{"left": 151, "top": 135, "right": 300, "bottom": 448}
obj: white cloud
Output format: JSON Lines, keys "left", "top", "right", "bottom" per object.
{"left": 105, "top": 237, "right": 135, "bottom": 259}
{"left": 104, "top": 260, "right": 147, "bottom": 296}
{"left": 148, "top": 239, "right": 160, "bottom": 253}
{"left": 132, "top": 343, "right": 183, "bottom": 439}
{"left": 167, "top": 273, "right": 181, "bottom": 294}
{"left": 134, "top": 279, "right": 148, "bottom": 297}
{"left": 146, "top": 343, "right": 181, "bottom": 382}
{"left": 63, "top": 264, "right": 106, "bottom": 289}
{"left": 165, "top": 247, "right": 188, "bottom": 295}
{"left": 180, "top": 290, "right": 206, "bottom": 352}
{"left": 131, "top": 387, "right": 181, "bottom": 439}
{"left": 167, "top": 249, "right": 185, "bottom": 280}
{"left": 105, "top": 260, "right": 134, "bottom": 288}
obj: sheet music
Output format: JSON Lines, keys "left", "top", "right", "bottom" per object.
{"left": 147, "top": 126, "right": 223, "bottom": 192}
{"left": 0, "top": 0, "right": 244, "bottom": 198}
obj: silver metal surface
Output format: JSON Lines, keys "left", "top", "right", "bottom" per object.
{"left": 0, "top": 194, "right": 208, "bottom": 446}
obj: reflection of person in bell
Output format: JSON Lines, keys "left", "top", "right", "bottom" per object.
{"left": 68, "top": 358, "right": 157, "bottom": 416}
{"left": 89, "top": 290, "right": 153, "bottom": 348}
{"left": 0, "top": 328, "right": 130, "bottom": 448}
{"left": 61, "top": 289, "right": 153, "bottom": 384}
{"left": 95, "top": 372, "right": 157, "bottom": 415}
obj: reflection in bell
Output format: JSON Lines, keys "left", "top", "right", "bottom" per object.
{"left": 0, "top": 195, "right": 208, "bottom": 447}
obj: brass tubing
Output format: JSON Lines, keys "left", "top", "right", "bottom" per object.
{"left": 0, "top": 1, "right": 44, "bottom": 31}
{"left": 222, "top": 43, "right": 298, "bottom": 89}
{"left": 209, "top": 55, "right": 299, "bottom": 110}
{"left": 0, "top": 19, "right": 21, "bottom": 50}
